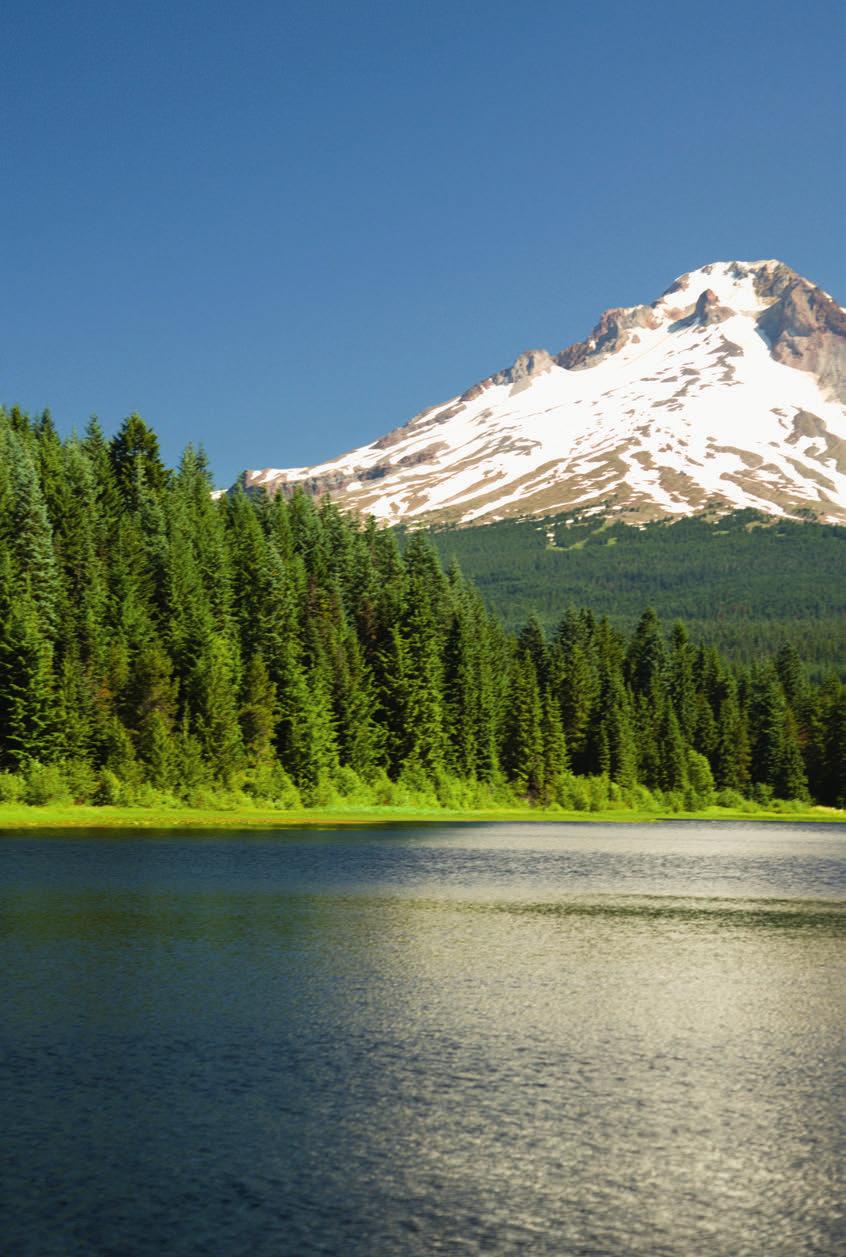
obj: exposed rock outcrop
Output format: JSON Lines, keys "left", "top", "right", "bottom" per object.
{"left": 694, "top": 288, "right": 734, "bottom": 325}
{"left": 757, "top": 280, "right": 846, "bottom": 403}
{"left": 554, "top": 304, "right": 661, "bottom": 370}
{"left": 491, "top": 348, "right": 555, "bottom": 387}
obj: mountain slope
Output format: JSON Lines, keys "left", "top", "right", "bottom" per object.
{"left": 425, "top": 510, "right": 846, "bottom": 676}
{"left": 240, "top": 260, "right": 846, "bottom": 524}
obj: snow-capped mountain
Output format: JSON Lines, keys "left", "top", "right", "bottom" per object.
{"left": 240, "top": 260, "right": 846, "bottom": 524}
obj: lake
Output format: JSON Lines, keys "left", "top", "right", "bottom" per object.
{"left": 0, "top": 821, "right": 844, "bottom": 1256}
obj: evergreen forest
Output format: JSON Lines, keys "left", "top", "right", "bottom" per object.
{"left": 427, "top": 511, "right": 846, "bottom": 676}
{"left": 0, "top": 405, "right": 844, "bottom": 812}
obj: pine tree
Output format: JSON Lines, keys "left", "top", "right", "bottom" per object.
{"left": 398, "top": 535, "right": 448, "bottom": 776}
{"left": 552, "top": 609, "right": 599, "bottom": 773}
{"left": 33, "top": 410, "right": 70, "bottom": 540}
{"left": 775, "top": 643, "right": 804, "bottom": 710}
{"left": 239, "top": 651, "right": 279, "bottom": 766}
{"left": 540, "top": 689, "right": 568, "bottom": 803}
{"left": 57, "top": 645, "right": 98, "bottom": 764}
{"left": 632, "top": 692, "right": 662, "bottom": 789}
{"left": 749, "top": 668, "right": 787, "bottom": 791}
{"left": 175, "top": 445, "right": 233, "bottom": 629}
{"left": 713, "top": 680, "right": 750, "bottom": 790}
{"left": 0, "top": 579, "right": 60, "bottom": 768}
{"left": 820, "top": 683, "right": 846, "bottom": 806}
{"left": 109, "top": 414, "right": 168, "bottom": 506}
{"left": 2, "top": 426, "right": 61, "bottom": 636}
{"left": 443, "top": 598, "right": 480, "bottom": 779}
{"left": 143, "top": 713, "right": 179, "bottom": 791}
{"left": 327, "top": 628, "right": 383, "bottom": 779}
{"left": 82, "top": 416, "right": 123, "bottom": 542}
{"left": 659, "top": 705, "right": 688, "bottom": 793}
{"left": 626, "top": 608, "right": 667, "bottom": 704}
{"left": 473, "top": 610, "right": 507, "bottom": 783}
{"left": 668, "top": 621, "right": 698, "bottom": 743}
{"left": 517, "top": 614, "right": 549, "bottom": 689}
{"left": 693, "top": 692, "right": 719, "bottom": 763}
{"left": 503, "top": 654, "right": 544, "bottom": 798}
{"left": 123, "top": 640, "right": 179, "bottom": 772}
{"left": 188, "top": 633, "right": 244, "bottom": 784}
{"left": 375, "top": 625, "right": 411, "bottom": 775}
{"left": 604, "top": 674, "right": 637, "bottom": 789}
{"left": 55, "top": 439, "right": 108, "bottom": 665}
{"left": 779, "top": 708, "right": 808, "bottom": 800}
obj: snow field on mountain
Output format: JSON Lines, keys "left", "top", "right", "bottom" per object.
{"left": 242, "top": 261, "right": 846, "bottom": 524}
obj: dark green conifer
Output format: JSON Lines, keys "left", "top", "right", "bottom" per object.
{"left": 713, "top": 680, "right": 750, "bottom": 790}
{"left": 552, "top": 609, "right": 599, "bottom": 773}
{"left": 779, "top": 708, "right": 808, "bottom": 800}
{"left": 668, "top": 621, "right": 698, "bottom": 743}
{"left": 517, "top": 614, "right": 549, "bottom": 689}
{"left": 399, "top": 535, "right": 448, "bottom": 776}
{"left": 626, "top": 607, "right": 667, "bottom": 703}
{"left": 540, "top": 689, "right": 568, "bottom": 803}
{"left": 659, "top": 706, "right": 688, "bottom": 792}
{"left": 503, "top": 654, "right": 544, "bottom": 798}
{"left": 239, "top": 651, "right": 279, "bottom": 766}
{"left": 109, "top": 414, "right": 168, "bottom": 506}
{"left": 820, "top": 683, "right": 846, "bottom": 806}
{"left": 188, "top": 633, "right": 244, "bottom": 784}
{"left": 3, "top": 427, "right": 61, "bottom": 636}
{"left": 0, "top": 579, "right": 60, "bottom": 767}
{"left": 749, "top": 668, "right": 787, "bottom": 791}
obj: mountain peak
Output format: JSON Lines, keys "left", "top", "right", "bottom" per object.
{"left": 660, "top": 259, "right": 796, "bottom": 307}
{"left": 239, "top": 259, "right": 846, "bottom": 526}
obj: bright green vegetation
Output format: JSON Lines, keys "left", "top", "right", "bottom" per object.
{"left": 426, "top": 511, "right": 846, "bottom": 676}
{"left": 0, "top": 405, "right": 844, "bottom": 818}
{"left": 0, "top": 801, "right": 843, "bottom": 830}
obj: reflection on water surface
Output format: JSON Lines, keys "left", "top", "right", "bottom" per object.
{"left": 1, "top": 822, "right": 844, "bottom": 1256}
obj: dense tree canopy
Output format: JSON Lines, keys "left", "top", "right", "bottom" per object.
{"left": 0, "top": 406, "right": 843, "bottom": 810}
{"left": 425, "top": 510, "right": 846, "bottom": 677}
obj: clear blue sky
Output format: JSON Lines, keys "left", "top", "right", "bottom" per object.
{"left": 3, "top": 0, "right": 844, "bottom": 484}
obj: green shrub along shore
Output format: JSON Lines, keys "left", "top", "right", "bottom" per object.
{"left": 0, "top": 405, "right": 844, "bottom": 821}
{"left": 1, "top": 764, "right": 843, "bottom": 828}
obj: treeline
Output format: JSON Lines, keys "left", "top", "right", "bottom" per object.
{"left": 427, "top": 511, "right": 846, "bottom": 676}
{"left": 0, "top": 405, "right": 844, "bottom": 811}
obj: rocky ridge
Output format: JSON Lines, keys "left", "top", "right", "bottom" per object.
{"left": 239, "top": 259, "right": 846, "bottom": 525}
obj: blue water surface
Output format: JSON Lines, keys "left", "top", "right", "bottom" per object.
{"left": 1, "top": 821, "right": 844, "bottom": 1256}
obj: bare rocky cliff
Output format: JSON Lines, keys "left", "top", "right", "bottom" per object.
{"left": 757, "top": 280, "right": 846, "bottom": 404}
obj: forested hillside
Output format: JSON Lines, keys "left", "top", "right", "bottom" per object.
{"left": 426, "top": 512, "right": 846, "bottom": 675}
{"left": 0, "top": 405, "right": 843, "bottom": 810}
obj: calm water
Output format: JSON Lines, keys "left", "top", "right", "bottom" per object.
{"left": 0, "top": 821, "right": 844, "bottom": 1257}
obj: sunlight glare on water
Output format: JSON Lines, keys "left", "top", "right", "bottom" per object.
{"left": 0, "top": 822, "right": 843, "bottom": 1256}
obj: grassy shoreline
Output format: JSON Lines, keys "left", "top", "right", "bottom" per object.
{"left": 0, "top": 803, "right": 844, "bottom": 830}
